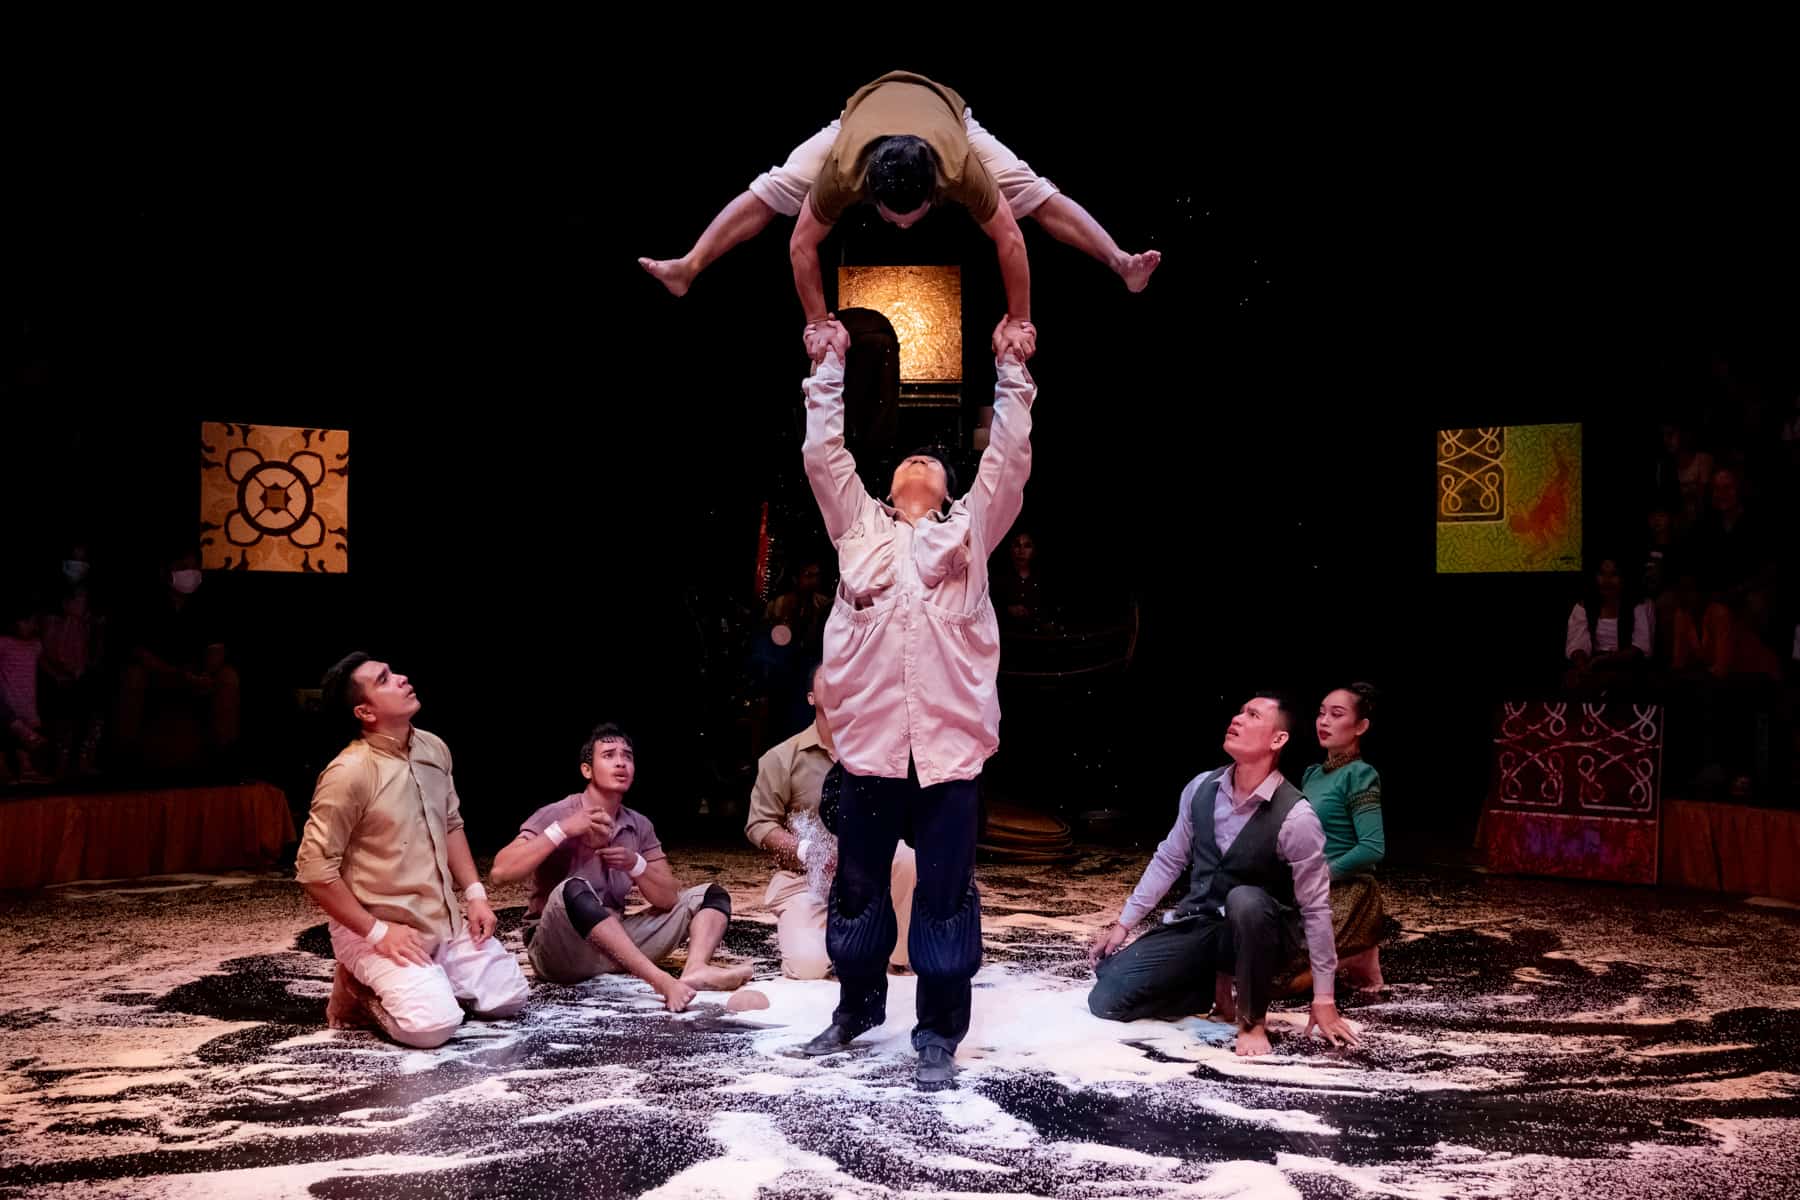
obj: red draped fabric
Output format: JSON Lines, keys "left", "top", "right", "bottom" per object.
{"left": 0, "top": 783, "right": 296, "bottom": 889}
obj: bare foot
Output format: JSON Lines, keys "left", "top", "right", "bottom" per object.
{"left": 681, "top": 962, "right": 755, "bottom": 992}
{"left": 638, "top": 256, "right": 696, "bottom": 298}
{"left": 1234, "top": 1023, "right": 1273, "bottom": 1057}
{"left": 326, "top": 964, "right": 375, "bottom": 1030}
{"left": 1118, "top": 249, "right": 1161, "bottom": 293}
{"left": 656, "top": 976, "right": 697, "bottom": 1012}
{"left": 1342, "top": 947, "right": 1385, "bottom": 991}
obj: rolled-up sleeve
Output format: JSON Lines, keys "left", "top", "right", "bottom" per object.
{"left": 1118, "top": 772, "right": 1209, "bottom": 927}
{"left": 295, "top": 759, "right": 363, "bottom": 886}
{"left": 745, "top": 745, "right": 792, "bottom": 849}
{"left": 438, "top": 739, "right": 465, "bottom": 836}
{"left": 1278, "top": 800, "right": 1338, "bottom": 1000}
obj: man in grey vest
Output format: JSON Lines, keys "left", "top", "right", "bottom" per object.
{"left": 1087, "top": 693, "right": 1362, "bottom": 1056}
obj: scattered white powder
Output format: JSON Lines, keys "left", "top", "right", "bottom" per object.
{"left": 638, "top": 1110, "right": 854, "bottom": 1198}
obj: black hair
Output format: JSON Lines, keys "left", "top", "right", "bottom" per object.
{"left": 1336, "top": 681, "right": 1380, "bottom": 723}
{"left": 321, "top": 651, "right": 373, "bottom": 735}
{"left": 580, "top": 722, "right": 636, "bottom": 769}
{"left": 866, "top": 135, "right": 937, "bottom": 213}
{"left": 1252, "top": 690, "right": 1297, "bottom": 738}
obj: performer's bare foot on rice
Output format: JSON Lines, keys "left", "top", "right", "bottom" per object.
{"left": 1342, "top": 947, "right": 1385, "bottom": 991}
{"left": 638, "top": 256, "right": 696, "bottom": 298}
{"left": 1117, "top": 249, "right": 1161, "bottom": 292}
{"left": 681, "top": 962, "right": 755, "bottom": 991}
{"left": 1235, "top": 1022, "right": 1273, "bottom": 1056}
{"left": 326, "top": 963, "right": 375, "bottom": 1030}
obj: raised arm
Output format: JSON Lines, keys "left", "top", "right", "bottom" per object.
{"left": 967, "top": 354, "right": 1036, "bottom": 553}
{"left": 800, "top": 346, "right": 871, "bottom": 543}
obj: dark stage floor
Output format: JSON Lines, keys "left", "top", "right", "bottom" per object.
{"left": 2, "top": 847, "right": 1797, "bottom": 1198}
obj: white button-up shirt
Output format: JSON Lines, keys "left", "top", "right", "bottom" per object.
{"left": 802, "top": 351, "right": 1035, "bottom": 787}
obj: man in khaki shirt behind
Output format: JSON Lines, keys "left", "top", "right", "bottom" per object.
{"left": 746, "top": 663, "right": 915, "bottom": 980}
{"left": 296, "top": 652, "right": 529, "bottom": 1048}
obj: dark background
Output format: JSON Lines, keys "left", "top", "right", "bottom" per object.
{"left": 5, "top": 50, "right": 1794, "bottom": 851}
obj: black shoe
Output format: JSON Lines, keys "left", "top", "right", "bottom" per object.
{"left": 798, "top": 1021, "right": 867, "bottom": 1057}
{"left": 915, "top": 1045, "right": 956, "bottom": 1090}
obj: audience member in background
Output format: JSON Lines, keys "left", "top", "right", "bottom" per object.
{"left": 1669, "top": 572, "right": 1732, "bottom": 680}
{"left": 992, "top": 529, "right": 1051, "bottom": 631}
{"left": 1565, "top": 556, "right": 1655, "bottom": 691}
{"left": 766, "top": 558, "right": 831, "bottom": 659}
{"left": 40, "top": 543, "right": 108, "bottom": 779}
{"left": 1657, "top": 423, "right": 1715, "bottom": 535}
{"left": 758, "top": 557, "right": 832, "bottom": 741}
{"left": 115, "top": 551, "right": 240, "bottom": 773}
{"left": 0, "top": 605, "right": 49, "bottom": 784}
{"left": 1778, "top": 389, "right": 1800, "bottom": 479}
{"left": 1692, "top": 468, "right": 1777, "bottom": 657}
{"left": 1642, "top": 508, "right": 1679, "bottom": 664}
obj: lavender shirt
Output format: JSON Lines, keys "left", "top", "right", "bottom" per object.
{"left": 1118, "top": 765, "right": 1339, "bottom": 1000}
{"left": 518, "top": 795, "right": 665, "bottom": 927}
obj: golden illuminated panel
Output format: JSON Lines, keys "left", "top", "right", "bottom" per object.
{"left": 200, "top": 423, "right": 349, "bottom": 572}
{"left": 1438, "top": 427, "right": 1505, "bottom": 522}
{"left": 838, "top": 265, "right": 962, "bottom": 382}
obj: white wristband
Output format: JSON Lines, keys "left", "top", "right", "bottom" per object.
{"left": 544, "top": 821, "right": 568, "bottom": 847}
{"left": 796, "top": 839, "right": 813, "bottom": 866}
{"left": 363, "top": 919, "right": 389, "bottom": 946}
{"left": 628, "top": 853, "right": 648, "bottom": 879}
{"left": 463, "top": 883, "right": 487, "bottom": 902}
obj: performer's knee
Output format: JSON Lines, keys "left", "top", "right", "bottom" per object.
{"left": 477, "top": 967, "right": 531, "bottom": 1018}
{"left": 563, "top": 878, "right": 615, "bottom": 938}
{"left": 1225, "top": 885, "right": 1278, "bottom": 930}
{"left": 390, "top": 1018, "right": 461, "bottom": 1049}
{"left": 1087, "top": 977, "right": 1134, "bottom": 1022}
{"left": 697, "top": 883, "right": 732, "bottom": 921}
{"left": 907, "top": 883, "right": 981, "bottom": 979}
{"left": 782, "top": 949, "right": 832, "bottom": 980}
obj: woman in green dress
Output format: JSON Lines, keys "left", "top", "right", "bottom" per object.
{"left": 1303, "top": 681, "right": 1386, "bottom": 989}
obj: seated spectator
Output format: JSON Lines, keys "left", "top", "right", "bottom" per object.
{"left": 1670, "top": 571, "right": 1781, "bottom": 682}
{"left": 765, "top": 558, "right": 830, "bottom": 659}
{"left": 1658, "top": 423, "right": 1715, "bottom": 536}
{"left": 40, "top": 543, "right": 108, "bottom": 779}
{"left": 115, "top": 550, "right": 241, "bottom": 774}
{"left": 1687, "top": 468, "right": 1781, "bottom": 681}
{"left": 992, "top": 529, "right": 1053, "bottom": 630}
{"left": 0, "top": 605, "right": 49, "bottom": 784}
{"left": 1565, "top": 556, "right": 1654, "bottom": 690}
{"left": 752, "top": 558, "right": 832, "bottom": 748}
{"left": 1695, "top": 467, "right": 1775, "bottom": 601}
{"left": 1643, "top": 508, "right": 1679, "bottom": 663}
